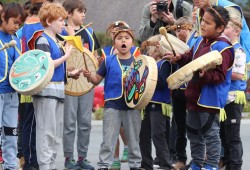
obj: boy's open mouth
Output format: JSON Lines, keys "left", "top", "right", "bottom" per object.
{"left": 121, "top": 44, "right": 126, "bottom": 48}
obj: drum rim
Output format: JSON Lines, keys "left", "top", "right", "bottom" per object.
{"left": 65, "top": 47, "right": 98, "bottom": 96}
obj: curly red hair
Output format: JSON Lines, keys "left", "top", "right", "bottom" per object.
{"left": 39, "top": 3, "right": 67, "bottom": 27}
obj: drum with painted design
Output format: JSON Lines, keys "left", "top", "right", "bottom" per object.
{"left": 124, "top": 55, "right": 158, "bottom": 109}
{"left": 9, "top": 49, "right": 54, "bottom": 95}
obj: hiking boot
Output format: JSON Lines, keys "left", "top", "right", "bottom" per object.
{"left": 121, "top": 148, "right": 128, "bottom": 162}
{"left": 64, "top": 159, "right": 82, "bottom": 170}
{"left": 19, "top": 156, "right": 25, "bottom": 168}
{"left": 78, "top": 159, "right": 95, "bottom": 170}
{"left": 110, "top": 160, "right": 121, "bottom": 170}
{"left": 174, "top": 161, "right": 186, "bottom": 169}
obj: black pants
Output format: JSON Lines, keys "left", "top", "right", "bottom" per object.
{"left": 140, "top": 104, "right": 172, "bottom": 170}
{"left": 22, "top": 103, "right": 38, "bottom": 168}
{"left": 222, "top": 102, "right": 243, "bottom": 170}
{"left": 17, "top": 101, "right": 25, "bottom": 158}
{"left": 172, "top": 89, "right": 187, "bottom": 163}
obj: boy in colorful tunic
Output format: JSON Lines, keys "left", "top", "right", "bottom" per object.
{"left": 101, "top": 21, "right": 139, "bottom": 170}
{"left": 222, "top": 18, "right": 246, "bottom": 170}
{"left": 83, "top": 26, "right": 141, "bottom": 170}
{"left": 166, "top": 6, "right": 234, "bottom": 170}
{"left": 33, "top": 3, "right": 81, "bottom": 169}
{"left": 62, "top": 0, "right": 100, "bottom": 169}
{"left": 20, "top": 0, "right": 46, "bottom": 169}
{"left": 139, "top": 34, "right": 173, "bottom": 170}
{"left": 0, "top": 3, "right": 26, "bottom": 170}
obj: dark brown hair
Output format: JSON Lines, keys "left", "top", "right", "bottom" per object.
{"left": 0, "top": 3, "right": 26, "bottom": 26}
{"left": 62, "top": 0, "right": 86, "bottom": 14}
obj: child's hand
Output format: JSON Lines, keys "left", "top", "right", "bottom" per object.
{"left": 64, "top": 44, "right": 73, "bottom": 59}
{"left": 65, "top": 25, "right": 75, "bottom": 36}
{"left": 163, "top": 51, "right": 181, "bottom": 62}
{"left": 199, "top": 69, "right": 205, "bottom": 78}
{"left": 69, "top": 69, "right": 83, "bottom": 80}
{"left": 83, "top": 69, "right": 91, "bottom": 78}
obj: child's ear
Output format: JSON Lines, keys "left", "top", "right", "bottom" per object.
{"left": 1, "top": 12, "right": 5, "bottom": 22}
{"left": 68, "top": 12, "right": 72, "bottom": 18}
{"left": 46, "top": 18, "right": 51, "bottom": 26}
{"left": 217, "top": 25, "right": 225, "bottom": 34}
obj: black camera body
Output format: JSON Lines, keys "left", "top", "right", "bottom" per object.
{"left": 156, "top": 1, "right": 168, "bottom": 13}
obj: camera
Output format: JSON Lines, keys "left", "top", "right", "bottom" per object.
{"left": 156, "top": 1, "right": 168, "bottom": 13}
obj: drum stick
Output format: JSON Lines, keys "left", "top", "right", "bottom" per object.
{"left": 159, "top": 27, "right": 176, "bottom": 56}
{"left": 74, "top": 22, "right": 93, "bottom": 35}
{"left": 62, "top": 22, "right": 93, "bottom": 44}
{"left": 82, "top": 53, "right": 91, "bottom": 82}
{"left": 0, "top": 40, "right": 17, "bottom": 51}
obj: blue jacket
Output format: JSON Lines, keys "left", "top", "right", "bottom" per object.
{"left": 0, "top": 32, "right": 21, "bottom": 93}
{"left": 151, "top": 60, "right": 171, "bottom": 104}
{"left": 22, "top": 19, "right": 44, "bottom": 52}
{"left": 42, "top": 33, "right": 65, "bottom": 82}
{"left": 104, "top": 54, "right": 124, "bottom": 101}
{"left": 193, "top": 36, "right": 234, "bottom": 109}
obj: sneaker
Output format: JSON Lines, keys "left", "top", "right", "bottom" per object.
{"left": 78, "top": 159, "right": 95, "bottom": 170}
{"left": 97, "top": 168, "right": 108, "bottom": 170}
{"left": 174, "top": 161, "right": 186, "bottom": 169}
{"left": 188, "top": 163, "right": 205, "bottom": 170}
{"left": 19, "top": 156, "right": 25, "bottom": 168}
{"left": 121, "top": 148, "right": 128, "bottom": 162}
{"left": 204, "top": 164, "right": 218, "bottom": 170}
{"left": 65, "top": 159, "right": 82, "bottom": 170}
{"left": 110, "top": 160, "right": 121, "bottom": 170}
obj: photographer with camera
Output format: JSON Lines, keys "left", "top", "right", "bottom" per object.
{"left": 139, "top": 0, "right": 192, "bottom": 42}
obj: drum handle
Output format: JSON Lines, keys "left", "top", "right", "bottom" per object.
{"left": 0, "top": 40, "right": 17, "bottom": 51}
{"left": 159, "top": 27, "right": 176, "bottom": 56}
{"left": 83, "top": 53, "right": 91, "bottom": 82}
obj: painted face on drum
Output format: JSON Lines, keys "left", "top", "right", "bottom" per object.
{"left": 200, "top": 11, "right": 221, "bottom": 40}
{"left": 69, "top": 8, "right": 86, "bottom": 26}
{"left": 113, "top": 32, "right": 133, "bottom": 55}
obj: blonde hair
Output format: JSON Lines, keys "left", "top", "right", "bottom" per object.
{"left": 39, "top": 3, "right": 67, "bottom": 27}
{"left": 141, "top": 34, "right": 166, "bottom": 58}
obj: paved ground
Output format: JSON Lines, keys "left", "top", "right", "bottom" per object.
{"left": 54, "top": 119, "right": 250, "bottom": 170}
{"left": 2, "top": 119, "right": 250, "bottom": 170}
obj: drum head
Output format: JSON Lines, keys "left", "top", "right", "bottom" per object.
{"left": 124, "top": 55, "right": 158, "bottom": 109}
{"left": 159, "top": 33, "right": 189, "bottom": 54}
{"left": 9, "top": 49, "right": 54, "bottom": 95}
{"left": 167, "top": 50, "right": 222, "bottom": 90}
{"left": 65, "top": 47, "right": 98, "bottom": 96}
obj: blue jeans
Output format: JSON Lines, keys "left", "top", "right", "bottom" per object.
{"left": 0, "top": 92, "right": 18, "bottom": 170}
{"left": 186, "top": 110, "right": 220, "bottom": 168}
